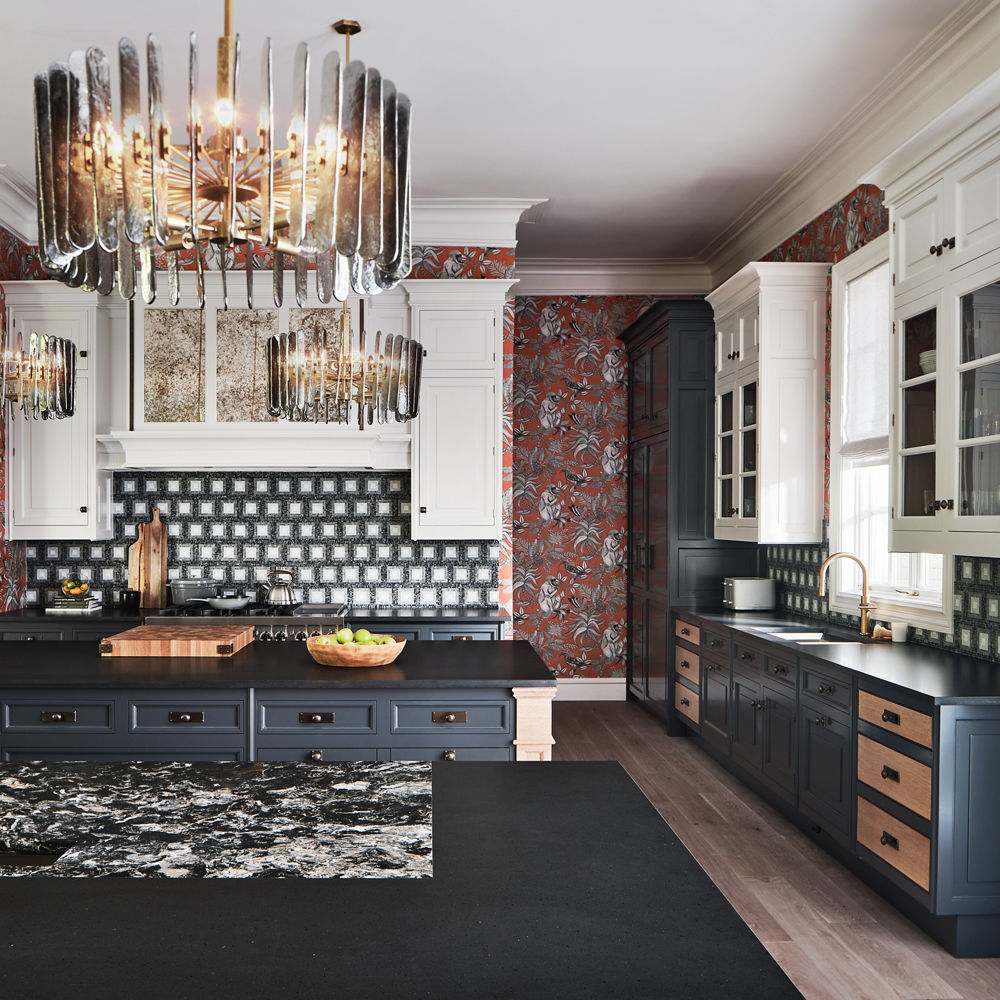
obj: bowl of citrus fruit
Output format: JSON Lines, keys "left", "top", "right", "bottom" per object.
{"left": 306, "top": 628, "right": 406, "bottom": 667}
{"left": 61, "top": 577, "right": 90, "bottom": 597}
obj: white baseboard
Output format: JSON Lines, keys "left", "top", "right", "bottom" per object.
{"left": 555, "top": 678, "right": 627, "bottom": 701}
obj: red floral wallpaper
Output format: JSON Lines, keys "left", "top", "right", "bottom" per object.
{"left": 512, "top": 295, "right": 655, "bottom": 677}
{"left": 500, "top": 300, "right": 514, "bottom": 629}
{"left": 0, "top": 226, "right": 45, "bottom": 280}
{"left": 762, "top": 183, "right": 889, "bottom": 517}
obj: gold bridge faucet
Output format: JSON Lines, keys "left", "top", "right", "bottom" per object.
{"left": 818, "top": 552, "right": 876, "bottom": 637}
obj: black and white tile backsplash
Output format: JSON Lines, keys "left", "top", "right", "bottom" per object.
{"left": 23, "top": 471, "right": 499, "bottom": 608}
{"left": 765, "top": 541, "right": 1000, "bottom": 664}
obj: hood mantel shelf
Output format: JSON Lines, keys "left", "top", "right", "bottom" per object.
{"left": 96, "top": 427, "right": 410, "bottom": 472}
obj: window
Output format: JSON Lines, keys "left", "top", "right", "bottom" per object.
{"left": 829, "top": 234, "right": 951, "bottom": 631}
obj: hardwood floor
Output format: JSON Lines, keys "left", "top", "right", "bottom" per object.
{"left": 552, "top": 701, "right": 1000, "bottom": 1000}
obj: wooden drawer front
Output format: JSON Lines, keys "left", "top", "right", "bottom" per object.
{"left": 857, "top": 734, "right": 932, "bottom": 820}
{"left": 674, "top": 646, "right": 700, "bottom": 685}
{"left": 764, "top": 654, "right": 795, "bottom": 688}
{"left": 674, "top": 684, "right": 699, "bottom": 724}
{"left": 130, "top": 700, "right": 243, "bottom": 734}
{"left": 701, "top": 626, "right": 729, "bottom": 656}
{"left": 390, "top": 700, "right": 510, "bottom": 735}
{"left": 256, "top": 747, "right": 380, "bottom": 763}
{"left": 3, "top": 698, "right": 114, "bottom": 732}
{"left": 858, "top": 690, "right": 933, "bottom": 749}
{"left": 857, "top": 797, "right": 931, "bottom": 892}
{"left": 801, "top": 664, "right": 851, "bottom": 711}
{"left": 389, "top": 747, "right": 512, "bottom": 762}
{"left": 257, "top": 700, "right": 377, "bottom": 735}
{"left": 675, "top": 620, "right": 700, "bottom": 645}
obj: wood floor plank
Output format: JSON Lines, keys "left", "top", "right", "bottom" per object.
{"left": 551, "top": 701, "right": 1000, "bottom": 1000}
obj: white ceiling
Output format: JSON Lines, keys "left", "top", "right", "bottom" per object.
{"left": 0, "top": 0, "right": 976, "bottom": 260}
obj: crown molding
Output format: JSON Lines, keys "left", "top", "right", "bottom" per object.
{"left": 700, "top": 0, "right": 1000, "bottom": 286}
{"left": 0, "top": 168, "right": 37, "bottom": 245}
{"left": 411, "top": 197, "right": 547, "bottom": 249}
{"left": 513, "top": 257, "right": 713, "bottom": 296}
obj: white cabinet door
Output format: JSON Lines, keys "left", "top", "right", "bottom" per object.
{"left": 416, "top": 308, "right": 495, "bottom": 370}
{"left": 737, "top": 299, "right": 760, "bottom": 369}
{"left": 7, "top": 373, "right": 111, "bottom": 540}
{"left": 895, "top": 178, "right": 947, "bottom": 296}
{"left": 715, "top": 312, "right": 739, "bottom": 378}
{"left": 412, "top": 377, "right": 498, "bottom": 539}
{"left": 951, "top": 136, "right": 1000, "bottom": 273}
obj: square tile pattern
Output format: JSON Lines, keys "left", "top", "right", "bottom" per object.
{"left": 23, "top": 471, "right": 499, "bottom": 608}
{"left": 766, "top": 541, "right": 1000, "bottom": 663}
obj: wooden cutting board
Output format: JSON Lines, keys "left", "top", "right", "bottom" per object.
{"left": 127, "top": 509, "right": 168, "bottom": 609}
{"left": 98, "top": 624, "right": 255, "bottom": 658}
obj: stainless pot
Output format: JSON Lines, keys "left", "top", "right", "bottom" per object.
{"left": 264, "top": 569, "right": 297, "bottom": 607}
{"left": 168, "top": 579, "right": 218, "bottom": 605}
{"left": 188, "top": 596, "right": 252, "bottom": 611}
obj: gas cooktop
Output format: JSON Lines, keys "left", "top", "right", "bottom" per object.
{"left": 145, "top": 605, "right": 350, "bottom": 642}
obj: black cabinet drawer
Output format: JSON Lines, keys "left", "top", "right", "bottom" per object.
{"left": 256, "top": 698, "right": 378, "bottom": 735}
{"left": 389, "top": 747, "right": 512, "bottom": 762}
{"left": 129, "top": 698, "right": 244, "bottom": 734}
{"left": 390, "top": 698, "right": 511, "bottom": 735}
{"left": 701, "top": 626, "right": 729, "bottom": 656}
{"left": 801, "top": 662, "right": 851, "bottom": 711}
{"left": 426, "top": 627, "right": 497, "bottom": 641}
{"left": 1, "top": 629, "right": 66, "bottom": 641}
{"left": 2, "top": 749, "right": 244, "bottom": 762}
{"left": 764, "top": 653, "right": 796, "bottom": 689}
{"left": 3, "top": 697, "right": 115, "bottom": 732}
{"left": 733, "top": 643, "right": 763, "bottom": 675}
{"left": 256, "top": 747, "right": 380, "bottom": 763}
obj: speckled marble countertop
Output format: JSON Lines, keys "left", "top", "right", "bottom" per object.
{"left": 0, "top": 760, "right": 432, "bottom": 878}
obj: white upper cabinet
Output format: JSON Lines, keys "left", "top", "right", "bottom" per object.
{"left": 707, "top": 262, "right": 829, "bottom": 544}
{"left": 879, "top": 103, "right": 1000, "bottom": 556}
{"left": 4, "top": 282, "right": 124, "bottom": 540}
{"left": 403, "top": 279, "right": 515, "bottom": 541}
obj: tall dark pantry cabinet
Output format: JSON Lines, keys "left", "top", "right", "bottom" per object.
{"left": 622, "top": 300, "right": 756, "bottom": 730}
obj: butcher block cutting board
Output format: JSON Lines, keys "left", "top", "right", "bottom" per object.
{"left": 99, "top": 624, "right": 255, "bottom": 658}
{"left": 127, "top": 509, "right": 168, "bottom": 609}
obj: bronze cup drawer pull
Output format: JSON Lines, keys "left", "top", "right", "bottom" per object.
{"left": 299, "top": 712, "right": 336, "bottom": 724}
{"left": 433, "top": 711, "right": 468, "bottom": 724}
{"left": 881, "top": 764, "right": 901, "bottom": 783}
{"left": 450, "top": 635, "right": 475, "bottom": 641}
{"left": 168, "top": 711, "right": 205, "bottom": 724}
{"left": 880, "top": 830, "right": 900, "bottom": 850}
{"left": 818, "top": 682, "right": 836, "bottom": 695}
{"left": 740, "top": 651, "right": 755, "bottom": 661}
{"left": 882, "top": 708, "right": 901, "bottom": 726}
{"left": 41, "top": 710, "right": 77, "bottom": 723}
{"left": 679, "top": 697, "right": 691, "bottom": 707}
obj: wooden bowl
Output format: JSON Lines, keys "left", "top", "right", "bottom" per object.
{"left": 306, "top": 635, "right": 407, "bottom": 668}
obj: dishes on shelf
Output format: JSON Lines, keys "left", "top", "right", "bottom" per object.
{"left": 919, "top": 350, "right": 937, "bottom": 375}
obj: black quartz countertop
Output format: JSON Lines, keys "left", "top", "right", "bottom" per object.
{"left": 0, "top": 607, "right": 144, "bottom": 624}
{"left": 346, "top": 606, "right": 508, "bottom": 623}
{"left": 683, "top": 609, "right": 1000, "bottom": 704}
{"left": 0, "top": 638, "right": 555, "bottom": 689}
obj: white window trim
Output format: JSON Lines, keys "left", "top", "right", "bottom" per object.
{"left": 828, "top": 233, "right": 953, "bottom": 633}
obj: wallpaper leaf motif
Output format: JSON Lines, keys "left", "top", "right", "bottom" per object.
{"left": 513, "top": 295, "right": 654, "bottom": 678}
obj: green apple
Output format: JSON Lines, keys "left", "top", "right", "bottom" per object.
{"left": 335, "top": 628, "right": 354, "bottom": 644}
{"left": 353, "top": 628, "right": 372, "bottom": 642}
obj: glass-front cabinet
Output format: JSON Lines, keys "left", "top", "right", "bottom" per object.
{"left": 892, "top": 262, "right": 1000, "bottom": 555}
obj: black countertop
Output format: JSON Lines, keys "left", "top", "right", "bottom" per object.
{"left": 0, "top": 762, "right": 799, "bottom": 1000}
{"left": 0, "top": 638, "right": 555, "bottom": 689}
{"left": 684, "top": 609, "right": 1000, "bottom": 704}
{"left": 0, "top": 606, "right": 508, "bottom": 624}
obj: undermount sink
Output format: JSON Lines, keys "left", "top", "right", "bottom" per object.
{"left": 746, "top": 626, "right": 862, "bottom": 646}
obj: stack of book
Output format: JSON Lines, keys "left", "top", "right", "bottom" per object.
{"left": 46, "top": 596, "right": 103, "bottom": 615}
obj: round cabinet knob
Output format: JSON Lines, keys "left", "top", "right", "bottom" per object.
{"left": 310, "top": 714, "right": 323, "bottom": 723}
{"left": 310, "top": 750, "right": 323, "bottom": 762}
{"left": 79, "top": 506, "right": 88, "bottom": 513}
{"left": 444, "top": 713, "right": 457, "bottom": 723}
{"left": 51, "top": 713, "right": 62, "bottom": 721}
{"left": 178, "top": 713, "right": 191, "bottom": 722}
{"left": 443, "top": 750, "right": 456, "bottom": 762}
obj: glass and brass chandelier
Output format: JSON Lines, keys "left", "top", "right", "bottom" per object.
{"left": 32, "top": 0, "right": 412, "bottom": 309}
{"left": 1, "top": 327, "right": 78, "bottom": 419}
{"left": 266, "top": 301, "right": 422, "bottom": 425}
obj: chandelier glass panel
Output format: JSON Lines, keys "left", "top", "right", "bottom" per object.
{"left": 1, "top": 327, "right": 78, "bottom": 419}
{"left": 32, "top": 2, "right": 412, "bottom": 311}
